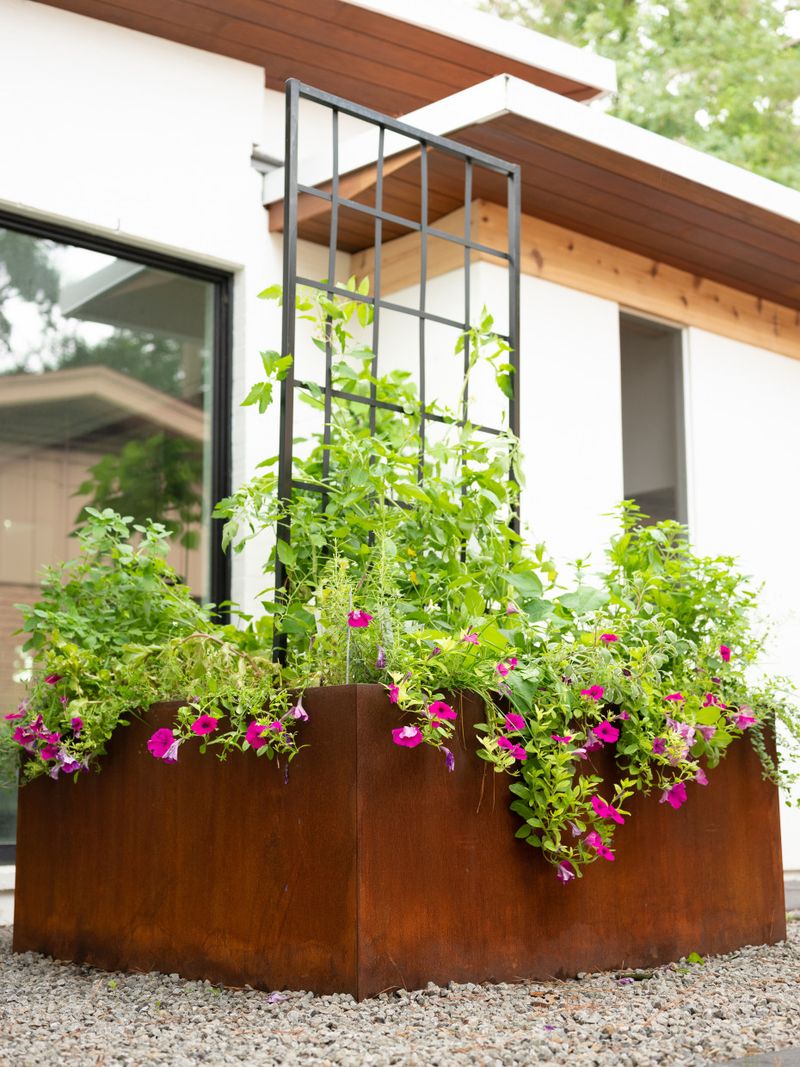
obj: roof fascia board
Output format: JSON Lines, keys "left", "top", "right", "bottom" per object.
{"left": 262, "top": 75, "right": 513, "bottom": 206}
{"left": 504, "top": 77, "right": 800, "bottom": 226}
{"left": 340, "top": 0, "right": 617, "bottom": 98}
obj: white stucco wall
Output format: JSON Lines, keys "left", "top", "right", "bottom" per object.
{"left": 685, "top": 328, "right": 800, "bottom": 869}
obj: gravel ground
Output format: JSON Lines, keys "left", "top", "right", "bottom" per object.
{"left": 1, "top": 922, "right": 799, "bottom": 1067}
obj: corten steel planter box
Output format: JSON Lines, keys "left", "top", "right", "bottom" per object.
{"left": 14, "top": 685, "right": 785, "bottom": 999}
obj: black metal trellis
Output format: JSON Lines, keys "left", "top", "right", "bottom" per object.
{"left": 276, "top": 79, "right": 521, "bottom": 613}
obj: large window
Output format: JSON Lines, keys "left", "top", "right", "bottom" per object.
{"left": 620, "top": 312, "right": 687, "bottom": 525}
{"left": 0, "top": 217, "right": 231, "bottom": 860}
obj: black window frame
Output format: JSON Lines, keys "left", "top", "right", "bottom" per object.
{"left": 0, "top": 211, "right": 233, "bottom": 864}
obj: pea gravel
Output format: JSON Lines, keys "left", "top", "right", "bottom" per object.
{"left": 1, "top": 921, "right": 799, "bottom": 1067}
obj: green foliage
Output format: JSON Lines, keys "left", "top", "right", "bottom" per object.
{"left": 5, "top": 279, "right": 800, "bottom": 886}
{"left": 483, "top": 0, "right": 800, "bottom": 188}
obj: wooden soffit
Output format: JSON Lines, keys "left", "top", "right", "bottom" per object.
{"left": 35, "top": 0, "right": 613, "bottom": 113}
{"left": 267, "top": 77, "right": 800, "bottom": 315}
{"left": 349, "top": 201, "right": 800, "bottom": 362}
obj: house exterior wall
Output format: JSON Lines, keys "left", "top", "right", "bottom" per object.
{"left": 0, "top": 1, "right": 798, "bottom": 870}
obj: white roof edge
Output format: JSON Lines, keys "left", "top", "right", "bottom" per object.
{"left": 503, "top": 78, "right": 800, "bottom": 226}
{"left": 341, "top": 0, "right": 616, "bottom": 97}
{"left": 265, "top": 74, "right": 800, "bottom": 229}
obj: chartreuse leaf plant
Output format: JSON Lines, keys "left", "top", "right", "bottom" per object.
{"left": 3, "top": 276, "right": 800, "bottom": 886}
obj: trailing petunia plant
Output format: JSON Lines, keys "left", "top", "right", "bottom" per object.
{"left": 3, "top": 277, "right": 800, "bottom": 886}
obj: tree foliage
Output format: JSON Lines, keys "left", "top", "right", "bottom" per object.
{"left": 483, "top": 0, "right": 800, "bottom": 188}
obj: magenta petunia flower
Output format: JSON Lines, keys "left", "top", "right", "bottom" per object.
{"left": 719, "top": 644, "right": 731, "bottom": 663}
{"left": 59, "top": 696, "right": 69, "bottom": 707}
{"left": 660, "top": 781, "right": 688, "bottom": 809}
{"left": 600, "top": 634, "right": 618, "bottom": 643}
{"left": 376, "top": 645, "right": 386, "bottom": 669}
{"left": 496, "top": 662, "right": 510, "bottom": 677}
{"left": 665, "top": 693, "right": 684, "bottom": 702}
{"left": 652, "top": 737, "right": 667, "bottom": 755}
{"left": 584, "top": 731, "right": 603, "bottom": 753}
{"left": 732, "top": 710, "right": 756, "bottom": 729}
{"left": 60, "top": 757, "right": 84, "bottom": 775}
{"left": 392, "top": 725, "right": 423, "bottom": 748}
{"left": 442, "top": 747, "right": 455, "bottom": 772}
{"left": 551, "top": 733, "right": 572, "bottom": 744}
{"left": 695, "top": 767, "right": 709, "bottom": 785}
{"left": 556, "top": 861, "right": 576, "bottom": 885}
{"left": 70, "top": 716, "right": 83, "bottom": 733}
{"left": 580, "top": 685, "right": 605, "bottom": 701}
{"left": 12, "top": 726, "right": 36, "bottom": 752}
{"left": 618, "top": 710, "right": 630, "bottom": 720}
{"left": 462, "top": 632, "right": 479, "bottom": 645}
{"left": 39, "top": 744, "right": 59, "bottom": 762}
{"left": 190, "top": 714, "right": 218, "bottom": 736}
{"left": 269, "top": 720, "right": 285, "bottom": 733}
{"left": 4, "top": 710, "right": 26, "bottom": 721}
{"left": 507, "top": 657, "right": 518, "bottom": 669}
{"left": 711, "top": 676, "right": 722, "bottom": 684}
{"left": 428, "top": 700, "right": 456, "bottom": 721}
{"left": 591, "top": 795, "right": 625, "bottom": 824}
{"left": 506, "top": 602, "right": 520, "bottom": 616}
{"left": 245, "top": 721, "right": 270, "bottom": 751}
{"left": 388, "top": 684, "right": 400, "bottom": 704}
{"left": 571, "top": 746, "right": 588, "bottom": 761}
{"left": 289, "top": 699, "right": 309, "bottom": 722}
{"left": 347, "top": 610, "right": 373, "bottom": 628}
{"left": 594, "top": 721, "right": 620, "bottom": 743}
{"left": 504, "top": 713, "right": 526, "bottom": 732}
{"left": 44, "top": 674, "right": 62, "bottom": 685}
{"left": 584, "top": 830, "right": 603, "bottom": 849}
{"left": 595, "top": 842, "right": 615, "bottom": 861}
{"left": 696, "top": 724, "right": 716, "bottom": 742}
{"left": 497, "top": 736, "right": 527, "bottom": 760}
{"left": 147, "top": 728, "right": 175, "bottom": 760}
{"left": 703, "top": 692, "right": 720, "bottom": 707}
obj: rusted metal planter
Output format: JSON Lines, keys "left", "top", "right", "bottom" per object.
{"left": 14, "top": 685, "right": 785, "bottom": 999}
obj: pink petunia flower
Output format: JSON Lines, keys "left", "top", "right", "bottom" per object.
{"left": 618, "top": 710, "right": 630, "bottom": 720}
{"left": 191, "top": 714, "right": 218, "bottom": 736}
{"left": 571, "top": 747, "right": 589, "bottom": 761}
{"left": 507, "top": 657, "right": 518, "bottom": 669}
{"left": 665, "top": 693, "right": 684, "bottom": 702}
{"left": 591, "top": 795, "right": 625, "bottom": 825}
{"left": 652, "top": 737, "right": 667, "bottom": 755}
{"left": 584, "top": 830, "right": 603, "bottom": 849}
{"left": 696, "top": 724, "right": 716, "bottom": 742}
{"left": 660, "top": 781, "right": 688, "bottom": 809}
{"left": 462, "top": 632, "right": 479, "bottom": 645}
{"left": 600, "top": 634, "right": 618, "bottom": 644}
{"left": 594, "top": 721, "right": 620, "bottom": 743}
{"left": 289, "top": 698, "right": 309, "bottom": 722}
{"left": 504, "top": 713, "right": 526, "bottom": 732}
{"left": 506, "top": 602, "right": 520, "bottom": 616}
{"left": 584, "top": 731, "right": 603, "bottom": 753}
{"left": 347, "top": 610, "right": 373, "bottom": 628}
{"left": 497, "top": 736, "right": 527, "bottom": 761}
{"left": 720, "top": 644, "right": 731, "bottom": 663}
{"left": 580, "top": 685, "right": 605, "bottom": 701}
{"left": 392, "top": 725, "right": 423, "bottom": 748}
{"left": 70, "top": 716, "right": 83, "bottom": 733}
{"left": 695, "top": 767, "right": 709, "bottom": 786}
{"left": 12, "top": 726, "right": 36, "bottom": 752}
{"left": 551, "top": 733, "right": 573, "bottom": 744}
{"left": 245, "top": 721, "right": 270, "bottom": 751}
{"left": 147, "top": 727, "right": 176, "bottom": 761}
{"left": 269, "top": 720, "right": 285, "bottom": 733}
{"left": 388, "top": 684, "right": 400, "bottom": 704}
{"left": 496, "top": 663, "right": 510, "bottom": 677}
{"left": 39, "top": 744, "right": 59, "bottom": 762}
{"left": 4, "top": 710, "right": 26, "bottom": 721}
{"left": 732, "top": 710, "right": 757, "bottom": 729}
{"left": 556, "top": 861, "right": 576, "bottom": 885}
{"left": 595, "top": 842, "right": 615, "bottom": 861}
{"left": 428, "top": 701, "right": 456, "bottom": 721}
{"left": 44, "top": 674, "right": 63, "bottom": 685}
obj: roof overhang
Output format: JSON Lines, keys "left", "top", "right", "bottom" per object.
{"left": 35, "top": 0, "right": 614, "bottom": 111}
{"left": 266, "top": 75, "right": 800, "bottom": 311}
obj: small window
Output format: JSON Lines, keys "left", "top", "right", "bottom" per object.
{"left": 619, "top": 313, "right": 686, "bottom": 525}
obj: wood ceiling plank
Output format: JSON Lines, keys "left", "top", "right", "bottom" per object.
{"left": 472, "top": 116, "right": 800, "bottom": 270}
